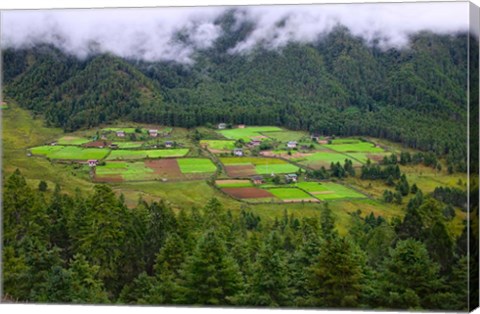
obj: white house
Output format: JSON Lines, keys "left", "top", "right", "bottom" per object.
{"left": 287, "top": 141, "right": 298, "bottom": 148}
{"left": 149, "top": 129, "right": 158, "bottom": 137}
{"left": 165, "top": 141, "right": 173, "bottom": 148}
{"left": 233, "top": 148, "right": 243, "bottom": 156}
{"left": 88, "top": 160, "right": 98, "bottom": 167}
{"left": 285, "top": 173, "right": 298, "bottom": 183}
{"left": 116, "top": 130, "right": 125, "bottom": 137}
{"left": 218, "top": 123, "right": 227, "bottom": 129}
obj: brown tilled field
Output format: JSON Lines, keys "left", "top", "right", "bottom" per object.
{"left": 83, "top": 140, "right": 111, "bottom": 148}
{"left": 222, "top": 187, "right": 274, "bottom": 199}
{"left": 224, "top": 165, "right": 257, "bottom": 177}
{"left": 145, "top": 159, "right": 183, "bottom": 178}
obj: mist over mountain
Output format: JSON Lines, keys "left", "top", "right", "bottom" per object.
{"left": 2, "top": 3, "right": 469, "bottom": 63}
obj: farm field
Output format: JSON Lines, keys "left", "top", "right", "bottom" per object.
{"left": 200, "top": 140, "right": 236, "bottom": 151}
{"left": 102, "top": 127, "right": 139, "bottom": 133}
{"left": 112, "top": 141, "right": 145, "bottom": 148}
{"left": 323, "top": 141, "right": 384, "bottom": 153}
{"left": 221, "top": 187, "right": 279, "bottom": 202}
{"left": 262, "top": 130, "right": 307, "bottom": 142}
{"left": 267, "top": 187, "right": 318, "bottom": 202}
{"left": 95, "top": 161, "right": 154, "bottom": 182}
{"left": 218, "top": 126, "right": 282, "bottom": 141}
{"left": 297, "top": 181, "right": 366, "bottom": 200}
{"left": 220, "top": 157, "right": 299, "bottom": 176}
{"left": 177, "top": 158, "right": 217, "bottom": 173}
{"left": 295, "top": 151, "right": 361, "bottom": 169}
{"left": 30, "top": 145, "right": 110, "bottom": 160}
{"left": 57, "top": 136, "right": 91, "bottom": 145}
{"left": 107, "top": 148, "right": 189, "bottom": 160}
{"left": 215, "top": 179, "right": 253, "bottom": 188}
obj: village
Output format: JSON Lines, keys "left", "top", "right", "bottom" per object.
{"left": 26, "top": 122, "right": 392, "bottom": 205}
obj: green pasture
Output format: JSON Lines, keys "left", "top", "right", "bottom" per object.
{"left": 30, "top": 145, "right": 110, "bottom": 160}
{"left": 255, "top": 164, "right": 299, "bottom": 174}
{"left": 296, "top": 152, "right": 361, "bottom": 169}
{"left": 267, "top": 188, "right": 315, "bottom": 201}
{"left": 216, "top": 180, "right": 253, "bottom": 188}
{"left": 297, "top": 182, "right": 366, "bottom": 200}
{"left": 263, "top": 130, "right": 307, "bottom": 142}
{"left": 200, "top": 140, "right": 236, "bottom": 150}
{"left": 96, "top": 161, "right": 154, "bottom": 181}
{"left": 112, "top": 141, "right": 145, "bottom": 148}
{"left": 220, "top": 157, "right": 287, "bottom": 165}
{"left": 177, "top": 158, "right": 217, "bottom": 173}
{"left": 218, "top": 126, "right": 282, "bottom": 141}
{"left": 330, "top": 138, "right": 361, "bottom": 144}
{"left": 102, "top": 127, "right": 139, "bottom": 133}
{"left": 107, "top": 148, "right": 189, "bottom": 160}
{"left": 57, "top": 136, "right": 92, "bottom": 145}
{"left": 324, "top": 141, "right": 384, "bottom": 153}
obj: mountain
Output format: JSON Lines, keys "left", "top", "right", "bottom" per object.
{"left": 2, "top": 25, "right": 471, "bottom": 171}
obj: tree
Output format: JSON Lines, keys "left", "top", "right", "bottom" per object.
{"left": 320, "top": 203, "right": 337, "bottom": 239}
{"left": 308, "top": 237, "right": 365, "bottom": 307}
{"left": 375, "top": 239, "right": 443, "bottom": 310}
{"left": 176, "top": 230, "right": 243, "bottom": 305}
{"left": 38, "top": 180, "right": 48, "bottom": 192}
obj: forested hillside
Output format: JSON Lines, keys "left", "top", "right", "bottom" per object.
{"left": 2, "top": 170, "right": 474, "bottom": 309}
{"left": 2, "top": 24, "right": 471, "bottom": 172}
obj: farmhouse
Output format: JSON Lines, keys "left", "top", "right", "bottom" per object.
{"left": 148, "top": 129, "right": 158, "bottom": 137}
{"left": 218, "top": 123, "right": 227, "bottom": 129}
{"left": 165, "top": 141, "right": 173, "bottom": 148}
{"left": 88, "top": 160, "right": 98, "bottom": 167}
{"left": 50, "top": 141, "right": 58, "bottom": 146}
{"left": 233, "top": 148, "right": 244, "bottom": 156}
{"left": 252, "top": 176, "right": 264, "bottom": 185}
{"left": 287, "top": 141, "right": 298, "bottom": 148}
{"left": 116, "top": 130, "right": 125, "bottom": 137}
{"left": 285, "top": 174, "right": 298, "bottom": 183}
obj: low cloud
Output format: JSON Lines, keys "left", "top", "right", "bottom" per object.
{"left": 1, "top": 3, "right": 469, "bottom": 63}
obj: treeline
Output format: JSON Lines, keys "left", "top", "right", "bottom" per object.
{"left": 2, "top": 169, "right": 474, "bottom": 310}
{"left": 2, "top": 23, "right": 471, "bottom": 172}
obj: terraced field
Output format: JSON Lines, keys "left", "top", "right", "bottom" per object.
{"left": 177, "top": 158, "right": 217, "bottom": 173}
{"left": 107, "top": 148, "right": 189, "bottom": 160}
{"left": 57, "top": 136, "right": 92, "bottom": 145}
{"left": 220, "top": 157, "right": 299, "bottom": 177}
{"left": 267, "top": 188, "right": 318, "bottom": 202}
{"left": 218, "top": 126, "right": 282, "bottom": 141}
{"left": 200, "top": 140, "right": 236, "bottom": 151}
{"left": 296, "top": 182, "right": 366, "bottom": 200}
{"left": 30, "top": 145, "right": 110, "bottom": 160}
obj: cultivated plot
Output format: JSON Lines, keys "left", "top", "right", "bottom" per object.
{"left": 218, "top": 126, "right": 282, "bottom": 141}
{"left": 30, "top": 145, "right": 110, "bottom": 161}
{"left": 107, "top": 148, "right": 189, "bottom": 160}
{"left": 267, "top": 187, "right": 318, "bottom": 202}
{"left": 177, "top": 158, "right": 217, "bottom": 173}
{"left": 215, "top": 179, "right": 253, "bottom": 188}
{"left": 200, "top": 140, "right": 236, "bottom": 151}
{"left": 220, "top": 157, "right": 299, "bottom": 177}
{"left": 57, "top": 136, "right": 92, "bottom": 145}
{"left": 297, "top": 181, "right": 366, "bottom": 201}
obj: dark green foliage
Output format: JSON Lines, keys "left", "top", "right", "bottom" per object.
{"left": 1, "top": 170, "right": 470, "bottom": 309}
{"left": 38, "top": 180, "right": 48, "bottom": 192}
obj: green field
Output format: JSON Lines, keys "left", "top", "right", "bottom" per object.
{"left": 112, "top": 141, "right": 145, "bottom": 148}
{"left": 255, "top": 164, "right": 299, "bottom": 174}
{"left": 102, "top": 127, "right": 139, "bottom": 133}
{"left": 218, "top": 126, "right": 282, "bottom": 141}
{"left": 220, "top": 157, "right": 287, "bottom": 165}
{"left": 96, "top": 161, "right": 154, "bottom": 181}
{"left": 330, "top": 138, "right": 361, "bottom": 144}
{"left": 263, "top": 130, "right": 307, "bottom": 142}
{"left": 177, "top": 158, "right": 217, "bottom": 173}
{"left": 268, "top": 188, "right": 316, "bottom": 201}
{"left": 296, "top": 152, "right": 361, "bottom": 169}
{"left": 324, "top": 141, "right": 384, "bottom": 153}
{"left": 200, "top": 140, "right": 236, "bottom": 150}
{"left": 215, "top": 180, "right": 253, "bottom": 188}
{"left": 107, "top": 149, "right": 189, "bottom": 160}
{"left": 297, "top": 182, "right": 366, "bottom": 200}
{"left": 30, "top": 145, "right": 110, "bottom": 160}
{"left": 57, "top": 136, "right": 92, "bottom": 145}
